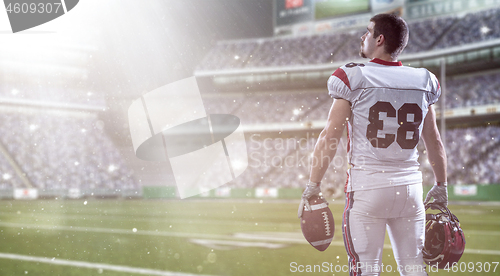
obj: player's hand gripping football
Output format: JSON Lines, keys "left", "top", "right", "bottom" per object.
{"left": 298, "top": 181, "right": 327, "bottom": 218}
{"left": 424, "top": 182, "right": 448, "bottom": 208}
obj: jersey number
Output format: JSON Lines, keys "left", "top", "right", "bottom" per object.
{"left": 366, "top": 101, "right": 422, "bottom": 149}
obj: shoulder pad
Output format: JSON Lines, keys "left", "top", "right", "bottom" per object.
{"left": 344, "top": 62, "right": 365, "bottom": 68}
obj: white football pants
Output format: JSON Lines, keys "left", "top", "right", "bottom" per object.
{"left": 342, "top": 184, "right": 428, "bottom": 276}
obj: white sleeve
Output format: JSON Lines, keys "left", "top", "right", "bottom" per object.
{"left": 328, "top": 68, "right": 357, "bottom": 103}
{"left": 426, "top": 72, "right": 441, "bottom": 105}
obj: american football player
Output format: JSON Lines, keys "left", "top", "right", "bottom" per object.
{"left": 298, "top": 13, "right": 448, "bottom": 276}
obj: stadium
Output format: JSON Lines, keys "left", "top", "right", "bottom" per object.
{"left": 0, "top": 0, "right": 499, "bottom": 275}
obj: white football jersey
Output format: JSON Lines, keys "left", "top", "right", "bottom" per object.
{"left": 327, "top": 58, "right": 441, "bottom": 192}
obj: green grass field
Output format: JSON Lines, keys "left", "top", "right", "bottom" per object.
{"left": 0, "top": 199, "right": 498, "bottom": 275}
{"left": 315, "top": 0, "right": 370, "bottom": 20}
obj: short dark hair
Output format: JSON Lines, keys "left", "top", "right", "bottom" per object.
{"left": 370, "top": 13, "right": 409, "bottom": 58}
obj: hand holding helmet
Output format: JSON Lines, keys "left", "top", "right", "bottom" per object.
{"left": 424, "top": 182, "right": 448, "bottom": 208}
{"left": 423, "top": 202, "right": 465, "bottom": 269}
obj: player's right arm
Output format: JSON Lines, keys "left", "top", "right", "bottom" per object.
{"left": 309, "top": 98, "right": 351, "bottom": 183}
{"left": 298, "top": 65, "right": 357, "bottom": 218}
{"left": 298, "top": 98, "right": 351, "bottom": 218}
{"left": 421, "top": 105, "right": 448, "bottom": 206}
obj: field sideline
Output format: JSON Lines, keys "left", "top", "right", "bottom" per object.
{"left": 0, "top": 199, "right": 499, "bottom": 275}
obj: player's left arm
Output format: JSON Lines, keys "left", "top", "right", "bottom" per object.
{"left": 422, "top": 105, "right": 448, "bottom": 206}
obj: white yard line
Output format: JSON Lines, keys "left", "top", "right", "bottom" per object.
{"left": 190, "top": 239, "right": 288, "bottom": 250}
{"left": 0, "top": 212, "right": 289, "bottom": 228}
{"left": 1, "top": 222, "right": 500, "bottom": 255}
{"left": 0, "top": 222, "right": 227, "bottom": 240}
{"left": 466, "top": 230, "right": 500, "bottom": 236}
{"left": 463, "top": 249, "right": 500, "bottom": 255}
{"left": 0, "top": 252, "right": 215, "bottom": 276}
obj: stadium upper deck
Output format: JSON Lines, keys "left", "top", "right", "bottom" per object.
{"left": 195, "top": 7, "right": 500, "bottom": 72}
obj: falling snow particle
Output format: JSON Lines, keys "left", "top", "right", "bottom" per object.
{"left": 207, "top": 252, "right": 217, "bottom": 263}
{"left": 83, "top": 201, "right": 87, "bottom": 205}
{"left": 132, "top": 228, "right": 137, "bottom": 233}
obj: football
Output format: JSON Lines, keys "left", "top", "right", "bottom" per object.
{"left": 300, "top": 195, "right": 335, "bottom": 251}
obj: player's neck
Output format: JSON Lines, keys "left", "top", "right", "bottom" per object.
{"left": 372, "top": 56, "right": 398, "bottom": 63}
{"left": 370, "top": 50, "right": 398, "bottom": 63}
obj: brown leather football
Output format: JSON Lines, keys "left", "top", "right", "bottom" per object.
{"left": 300, "top": 195, "right": 335, "bottom": 251}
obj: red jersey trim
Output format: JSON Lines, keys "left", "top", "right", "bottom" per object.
{"left": 332, "top": 68, "right": 351, "bottom": 90}
{"left": 345, "top": 125, "right": 351, "bottom": 193}
{"left": 370, "top": 58, "right": 402, "bottom": 66}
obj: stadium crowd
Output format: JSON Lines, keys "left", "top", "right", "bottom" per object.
{"left": 0, "top": 111, "right": 138, "bottom": 195}
{"left": 202, "top": 91, "right": 332, "bottom": 125}
{"left": 444, "top": 126, "right": 500, "bottom": 185}
{"left": 0, "top": 85, "right": 106, "bottom": 107}
{"left": 446, "top": 72, "right": 500, "bottom": 108}
{"left": 197, "top": 7, "right": 500, "bottom": 71}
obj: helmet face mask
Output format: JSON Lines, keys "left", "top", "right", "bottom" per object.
{"left": 424, "top": 220, "right": 446, "bottom": 261}
{"left": 423, "top": 203, "right": 466, "bottom": 269}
